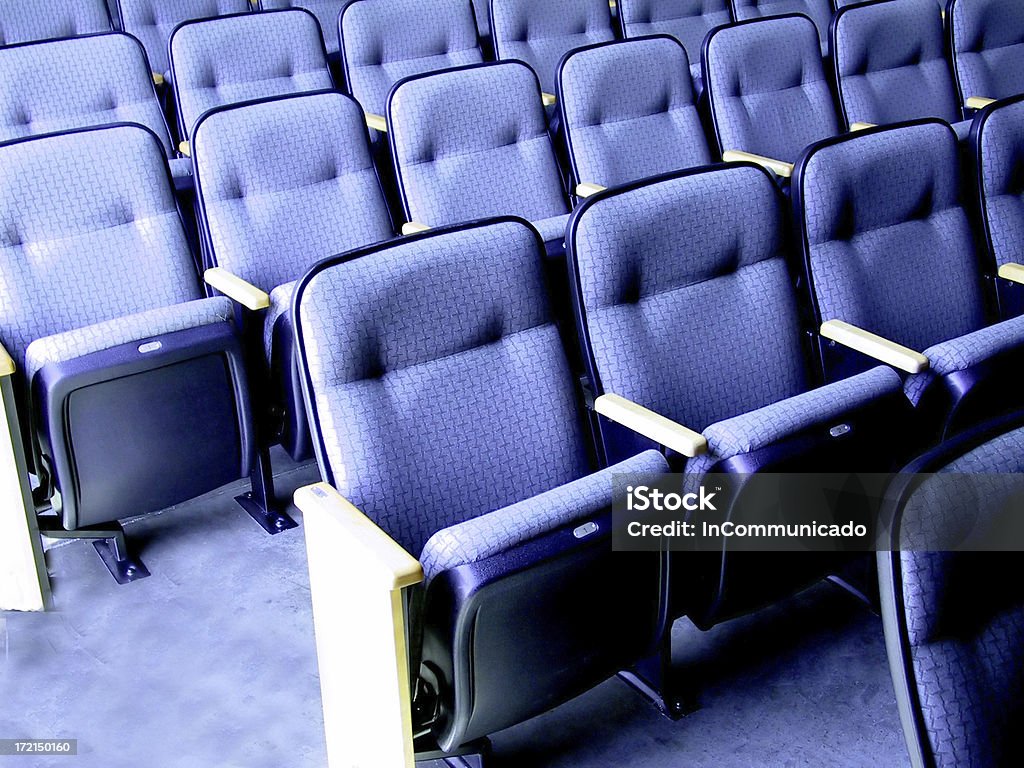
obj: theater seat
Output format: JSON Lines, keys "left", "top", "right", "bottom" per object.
{"left": 0, "top": 33, "right": 192, "bottom": 188}
{"left": 292, "top": 218, "right": 667, "bottom": 757}
{"left": 729, "top": 0, "right": 832, "bottom": 52}
{"left": 557, "top": 37, "right": 712, "bottom": 196}
{"left": 793, "top": 119, "right": 1024, "bottom": 441}
{"left": 169, "top": 9, "right": 334, "bottom": 150}
{"left": 879, "top": 413, "right": 1024, "bottom": 768}
{"left": 615, "top": 0, "right": 732, "bottom": 92}
{"left": 191, "top": 90, "right": 394, "bottom": 460}
{"left": 704, "top": 15, "right": 841, "bottom": 179}
{"left": 567, "top": 165, "right": 912, "bottom": 631}
{"left": 971, "top": 95, "right": 1024, "bottom": 319}
{"left": 0, "top": 124, "right": 262, "bottom": 581}
{"left": 260, "top": 1, "right": 345, "bottom": 57}
{"left": 0, "top": 0, "right": 111, "bottom": 47}
{"left": 387, "top": 61, "right": 570, "bottom": 257}
{"left": 949, "top": 0, "right": 1024, "bottom": 112}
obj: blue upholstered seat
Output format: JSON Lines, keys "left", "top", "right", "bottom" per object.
{"left": 832, "top": 0, "right": 969, "bottom": 138}
{"left": 949, "top": 0, "right": 1024, "bottom": 108}
{"left": 387, "top": 61, "right": 570, "bottom": 255}
{"left": 293, "top": 217, "right": 668, "bottom": 755}
{"left": 557, "top": 37, "right": 712, "bottom": 192}
{"left": 0, "top": 0, "right": 111, "bottom": 47}
{"left": 192, "top": 90, "right": 393, "bottom": 459}
{"left": 729, "top": 0, "right": 832, "bottom": 52}
{"left": 793, "top": 119, "right": 1024, "bottom": 439}
{"left": 259, "top": 0, "right": 345, "bottom": 55}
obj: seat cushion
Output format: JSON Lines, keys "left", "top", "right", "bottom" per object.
{"left": 532, "top": 214, "right": 570, "bottom": 246}
{"left": 265, "top": 281, "right": 296, "bottom": 363}
{"left": 420, "top": 448, "right": 668, "bottom": 580}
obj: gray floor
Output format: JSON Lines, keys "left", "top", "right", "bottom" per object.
{"left": 0, "top": 456, "right": 910, "bottom": 768}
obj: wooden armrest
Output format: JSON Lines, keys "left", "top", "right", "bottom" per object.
{"left": 365, "top": 113, "right": 388, "bottom": 133}
{"left": 0, "top": 342, "right": 15, "bottom": 378}
{"left": 722, "top": 150, "right": 794, "bottom": 179}
{"left": 594, "top": 393, "right": 707, "bottom": 458}
{"left": 401, "top": 222, "right": 431, "bottom": 235}
{"left": 998, "top": 263, "right": 1024, "bottom": 286}
{"left": 820, "top": 319, "right": 929, "bottom": 374}
{"left": 178, "top": 140, "right": 191, "bottom": 158}
{"left": 966, "top": 96, "right": 997, "bottom": 111}
{"left": 295, "top": 483, "right": 423, "bottom": 591}
{"left": 850, "top": 122, "right": 877, "bottom": 132}
{"left": 576, "top": 182, "right": 607, "bottom": 198}
{"left": 204, "top": 267, "right": 270, "bottom": 311}
{"left": 541, "top": 92, "right": 557, "bottom": 108}
{"left": 152, "top": 72, "right": 165, "bottom": 87}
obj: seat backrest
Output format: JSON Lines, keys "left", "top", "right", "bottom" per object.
{"left": 471, "top": 0, "right": 490, "bottom": 38}
{"left": 558, "top": 37, "right": 711, "bottom": 189}
{"left": 704, "top": 15, "right": 839, "bottom": 162}
{"left": 118, "top": 0, "right": 250, "bottom": 76}
{"left": 0, "top": 125, "right": 198, "bottom": 370}
{"left": 949, "top": 0, "right": 1024, "bottom": 106}
{"left": 259, "top": 1, "right": 345, "bottom": 54}
{"left": 0, "top": 0, "right": 111, "bottom": 47}
{"left": 880, "top": 418, "right": 1024, "bottom": 768}
{"left": 729, "top": 0, "right": 832, "bottom": 50}
{"left": 833, "top": 0, "right": 961, "bottom": 130}
{"left": 794, "top": 121, "right": 985, "bottom": 356}
{"left": 339, "top": 0, "right": 482, "bottom": 117}
{"left": 490, "top": 0, "right": 615, "bottom": 94}
{"left": 170, "top": 9, "right": 333, "bottom": 140}
{"left": 973, "top": 96, "right": 1024, "bottom": 273}
{"left": 293, "top": 219, "right": 589, "bottom": 556}
{"left": 617, "top": 0, "right": 732, "bottom": 71}
{"left": 193, "top": 91, "right": 393, "bottom": 292}
{"left": 0, "top": 34, "right": 174, "bottom": 158}
{"left": 388, "top": 62, "right": 568, "bottom": 230}
{"left": 568, "top": 165, "right": 808, "bottom": 429}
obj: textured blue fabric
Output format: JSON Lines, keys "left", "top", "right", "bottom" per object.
{"left": 339, "top": 0, "right": 482, "bottom": 117}
{"left": 296, "top": 220, "right": 591, "bottom": 556}
{"left": 171, "top": 10, "right": 333, "bottom": 138}
{"left": 704, "top": 15, "right": 840, "bottom": 162}
{"left": 571, "top": 166, "right": 809, "bottom": 432}
{"left": 729, "top": 0, "right": 832, "bottom": 51}
{"left": 559, "top": 38, "right": 711, "bottom": 188}
{"left": 950, "top": 0, "right": 1024, "bottom": 105}
{"left": 833, "top": 0, "right": 962, "bottom": 129}
{"left": 0, "top": 0, "right": 111, "bottom": 46}
{"left": 702, "top": 366, "right": 901, "bottom": 457}
{"left": 490, "top": 0, "right": 615, "bottom": 94}
{"left": 799, "top": 122, "right": 986, "bottom": 356}
{"left": 976, "top": 98, "right": 1024, "bottom": 270}
{"left": 389, "top": 63, "right": 569, "bottom": 236}
{"left": 260, "top": 0, "right": 345, "bottom": 54}
{"left": 471, "top": 0, "right": 490, "bottom": 37}
{"left": 0, "top": 34, "right": 175, "bottom": 158}
{"left": 891, "top": 425, "right": 1024, "bottom": 768}
{"left": 0, "top": 126, "right": 201, "bottom": 382}
{"left": 420, "top": 449, "right": 668, "bottom": 579}
{"left": 118, "top": 0, "right": 250, "bottom": 76}
{"left": 193, "top": 91, "right": 393, "bottom": 361}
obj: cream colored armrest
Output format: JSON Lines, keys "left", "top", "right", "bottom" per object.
{"left": 401, "top": 222, "right": 430, "bottom": 235}
{"left": 998, "top": 263, "right": 1024, "bottom": 285}
{"left": 152, "top": 72, "right": 165, "bottom": 87}
{"left": 722, "top": 150, "right": 794, "bottom": 179}
{"left": 0, "top": 342, "right": 14, "bottom": 378}
{"left": 204, "top": 267, "right": 270, "bottom": 312}
{"left": 966, "top": 96, "right": 997, "bottom": 111}
{"left": 365, "top": 113, "right": 388, "bottom": 133}
{"left": 576, "top": 182, "right": 607, "bottom": 198}
{"left": 820, "top": 319, "right": 929, "bottom": 374}
{"left": 850, "top": 122, "right": 876, "bottom": 132}
{"left": 295, "top": 483, "right": 423, "bottom": 590}
{"left": 542, "top": 92, "right": 557, "bottom": 108}
{"left": 595, "top": 393, "right": 707, "bottom": 458}
{"left": 178, "top": 140, "right": 190, "bottom": 157}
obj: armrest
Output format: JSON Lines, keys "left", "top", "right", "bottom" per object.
{"left": 820, "top": 319, "right": 929, "bottom": 374}
{"left": 966, "top": 96, "right": 996, "bottom": 111}
{"left": 295, "top": 483, "right": 424, "bottom": 590}
{"left": 594, "top": 393, "right": 708, "bottom": 458}
{"left": 576, "top": 182, "right": 607, "bottom": 198}
{"left": 152, "top": 72, "right": 165, "bottom": 87}
{"left": 365, "top": 113, "right": 388, "bottom": 133}
{"left": 542, "top": 92, "right": 557, "bottom": 108}
{"left": 401, "top": 222, "right": 431, "bottom": 235}
{"left": 998, "top": 262, "right": 1024, "bottom": 285}
{"left": 203, "top": 267, "right": 270, "bottom": 312}
{"left": 0, "top": 341, "right": 15, "bottom": 378}
{"left": 850, "top": 122, "right": 877, "bottom": 132}
{"left": 722, "top": 150, "right": 794, "bottom": 179}
{"left": 178, "top": 140, "right": 191, "bottom": 158}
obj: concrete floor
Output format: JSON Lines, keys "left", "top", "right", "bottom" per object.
{"left": 0, "top": 454, "right": 910, "bottom": 768}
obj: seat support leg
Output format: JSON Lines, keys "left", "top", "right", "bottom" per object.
{"left": 234, "top": 447, "right": 297, "bottom": 535}
{"left": 38, "top": 519, "right": 149, "bottom": 585}
{"left": 618, "top": 633, "right": 700, "bottom": 720}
